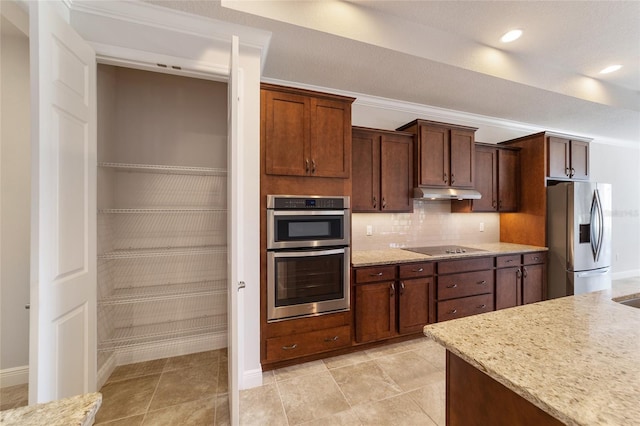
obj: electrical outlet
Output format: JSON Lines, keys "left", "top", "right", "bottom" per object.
{"left": 479, "top": 222, "right": 485, "bottom": 232}
{"left": 366, "top": 225, "right": 373, "bottom": 236}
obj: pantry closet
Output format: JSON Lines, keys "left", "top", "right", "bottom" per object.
{"left": 96, "top": 64, "right": 228, "bottom": 382}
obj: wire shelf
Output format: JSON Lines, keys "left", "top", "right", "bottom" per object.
{"left": 99, "top": 280, "right": 227, "bottom": 305}
{"left": 98, "top": 245, "right": 227, "bottom": 260}
{"left": 99, "top": 162, "right": 227, "bottom": 176}
{"left": 98, "top": 315, "right": 227, "bottom": 351}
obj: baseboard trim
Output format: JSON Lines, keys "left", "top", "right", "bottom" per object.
{"left": 613, "top": 270, "right": 640, "bottom": 280}
{"left": 242, "top": 368, "right": 264, "bottom": 390}
{"left": 0, "top": 365, "right": 29, "bottom": 388}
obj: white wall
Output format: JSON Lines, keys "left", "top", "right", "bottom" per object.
{"left": 1, "top": 17, "right": 31, "bottom": 384}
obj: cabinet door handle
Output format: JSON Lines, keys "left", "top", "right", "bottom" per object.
{"left": 492, "top": 200, "right": 497, "bottom": 208}
{"left": 412, "top": 268, "right": 424, "bottom": 273}
{"left": 451, "top": 173, "right": 455, "bottom": 184}
{"left": 311, "top": 159, "right": 317, "bottom": 173}
{"left": 449, "top": 309, "right": 458, "bottom": 314}
{"left": 565, "top": 167, "right": 570, "bottom": 176}
{"left": 523, "top": 267, "right": 528, "bottom": 278}
{"left": 443, "top": 173, "right": 448, "bottom": 183}
{"left": 446, "top": 284, "right": 458, "bottom": 289}
{"left": 477, "top": 280, "right": 487, "bottom": 285}
{"left": 478, "top": 304, "right": 487, "bottom": 309}
{"left": 282, "top": 344, "right": 298, "bottom": 350}
{"left": 400, "top": 281, "right": 405, "bottom": 295}
{"left": 373, "top": 196, "right": 377, "bottom": 209}
{"left": 390, "top": 282, "right": 395, "bottom": 297}
{"left": 516, "top": 268, "right": 522, "bottom": 278}
{"left": 382, "top": 197, "right": 386, "bottom": 209}
{"left": 324, "top": 336, "right": 339, "bottom": 342}
{"left": 570, "top": 167, "right": 575, "bottom": 177}
{"left": 305, "top": 159, "right": 310, "bottom": 174}
{"left": 370, "top": 272, "right": 383, "bottom": 277}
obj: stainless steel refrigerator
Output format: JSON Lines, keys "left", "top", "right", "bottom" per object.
{"left": 547, "top": 182, "right": 612, "bottom": 298}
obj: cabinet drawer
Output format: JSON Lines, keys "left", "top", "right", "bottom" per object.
{"left": 523, "top": 252, "right": 546, "bottom": 265}
{"left": 437, "top": 294, "right": 494, "bottom": 322}
{"left": 354, "top": 266, "right": 396, "bottom": 283}
{"left": 438, "top": 256, "right": 493, "bottom": 275}
{"left": 437, "top": 270, "right": 494, "bottom": 300}
{"left": 265, "top": 325, "right": 351, "bottom": 362}
{"left": 399, "top": 262, "right": 434, "bottom": 279}
{"left": 496, "top": 255, "right": 521, "bottom": 268}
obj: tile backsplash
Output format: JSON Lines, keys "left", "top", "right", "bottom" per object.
{"left": 352, "top": 200, "right": 500, "bottom": 250}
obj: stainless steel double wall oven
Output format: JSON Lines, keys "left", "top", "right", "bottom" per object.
{"left": 267, "top": 195, "right": 350, "bottom": 321}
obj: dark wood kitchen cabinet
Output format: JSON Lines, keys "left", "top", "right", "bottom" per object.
{"left": 397, "top": 119, "right": 477, "bottom": 189}
{"left": 261, "top": 83, "right": 355, "bottom": 178}
{"left": 452, "top": 144, "right": 520, "bottom": 213}
{"left": 354, "top": 265, "right": 397, "bottom": 343}
{"left": 352, "top": 127, "right": 414, "bottom": 212}
{"left": 547, "top": 136, "right": 589, "bottom": 180}
{"left": 495, "top": 252, "right": 546, "bottom": 310}
{"left": 353, "top": 262, "right": 433, "bottom": 343}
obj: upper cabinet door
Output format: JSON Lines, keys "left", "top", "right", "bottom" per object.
{"left": 547, "top": 136, "right": 570, "bottom": 179}
{"left": 352, "top": 129, "right": 381, "bottom": 212}
{"left": 310, "top": 98, "right": 351, "bottom": 178}
{"left": 569, "top": 140, "right": 589, "bottom": 180}
{"left": 473, "top": 146, "right": 498, "bottom": 212}
{"left": 418, "top": 125, "right": 449, "bottom": 187}
{"left": 29, "top": 1, "right": 97, "bottom": 403}
{"left": 263, "top": 90, "right": 310, "bottom": 177}
{"left": 380, "top": 133, "right": 413, "bottom": 212}
{"left": 449, "top": 129, "right": 475, "bottom": 188}
{"left": 498, "top": 148, "right": 519, "bottom": 212}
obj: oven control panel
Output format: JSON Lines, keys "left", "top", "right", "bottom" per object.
{"left": 268, "top": 195, "right": 350, "bottom": 210}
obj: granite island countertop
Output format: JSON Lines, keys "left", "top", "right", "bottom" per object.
{"left": 423, "top": 281, "right": 640, "bottom": 426}
{"left": 352, "top": 242, "right": 547, "bottom": 267}
{"left": 0, "top": 392, "right": 101, "bottom": 426}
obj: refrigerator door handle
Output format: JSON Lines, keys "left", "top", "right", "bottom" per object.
{"left": 590, "top": 189, "right": 604, "bottom": 263}
{"left": 576, "top": 268, "right": 610, "bottom": 278}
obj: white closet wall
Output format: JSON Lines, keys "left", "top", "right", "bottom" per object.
{"left": 97, "top": 65, "right": 228, "bottom": 382}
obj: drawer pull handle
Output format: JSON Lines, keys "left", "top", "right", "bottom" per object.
{"left": 446, "top": 284, "right": 458, "bottom": 289}
{"left": 324, "top": 336, "right": 339, "bottom": 342}
{"left": 449, "top": 309, "right": 458, "bottom": 314}
{"left": 282, "top": 344, "right": 297, "bottom": 350}
{"left": 371, "top": 272, "right": 383, "bottom": 277}
{"left": 477, "top": 280, "right": 487, "bottom": 285}
{"left": 505, "top": 259, "right": 514, "bottom": 263}
{"left": 478, "top": 304, "right": 487, "bottom": 309}
{"left": 412, "top": 268, "right": 424, "bottom": 273}
{"left": 533, "top": 256, "right": 540, "bottom": 261}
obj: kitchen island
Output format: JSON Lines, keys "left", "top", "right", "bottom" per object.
{"left": 423, "top": 280, "right": 640, "bottom": 425}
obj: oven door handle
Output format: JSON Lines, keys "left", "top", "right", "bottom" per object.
{"left": 271, "top": 210, "right": 346, "bottom": 217}
{"left": 268, "top": 247, "right": 347, "bottom": 258}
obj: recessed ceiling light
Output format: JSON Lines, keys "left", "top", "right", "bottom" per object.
{"left": 600, "top": 65, "right": 622, "bottom": 74}
{"left": 500, "top": 29, "right": 522, "bottom": 43}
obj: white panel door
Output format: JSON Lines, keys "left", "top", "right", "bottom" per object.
{"left": 29, "top": 1, "right": 97, "bottom": 403}
{"left": 227, "top": 35, "right": 241, "bottom": 425}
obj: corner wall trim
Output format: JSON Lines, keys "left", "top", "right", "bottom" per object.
{"left": 0, "top": 365, "right": 29, "bottom": 388}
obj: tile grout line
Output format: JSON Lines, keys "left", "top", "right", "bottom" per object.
{"left": 140, "top": 358, "right": 168, "bottom": 424}
{"left": 272, "top": 372, "right": 292, "bottom": 426}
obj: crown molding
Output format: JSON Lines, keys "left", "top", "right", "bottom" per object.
{"left": 262, "top": 77, "right": 639, "bottom": 150}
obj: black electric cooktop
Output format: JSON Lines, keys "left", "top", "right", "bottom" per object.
{"left": 402, "top": 245, "right": 487, "bottom": 256}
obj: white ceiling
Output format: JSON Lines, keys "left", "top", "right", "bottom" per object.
{"left": 149, "top": 0, "right": 639, "bottom": 145}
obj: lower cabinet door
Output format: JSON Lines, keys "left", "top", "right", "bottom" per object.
{"left": 265, "top": 325, "right": 351, "bottom": 362}
{"left": 522, "top": 264, "right": 544, "bottom": 304}
{"left": 398, "top": 277, "right": 432, "bottom": 334}
{"left": 355, "top": 281, "right": 397, "bottom": 343}
{"left": 437, "top": 293, "right": 494, "bottom": 322}
{"left": 495, "top": 267, "right": 521, "bottom": 310}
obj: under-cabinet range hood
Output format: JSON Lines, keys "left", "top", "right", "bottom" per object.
{"left": 413, "top": 187, "right": 482, "bottom": 200}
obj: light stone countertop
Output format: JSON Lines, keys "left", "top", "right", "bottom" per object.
{"left": 423, "top": 281, "right": 640, "bottom": 426}
{"left": 0, "top": 392, "right": 101, "bottom": 426}
{"left": 352, "top": 242, "right": 547, "bottom": 267}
